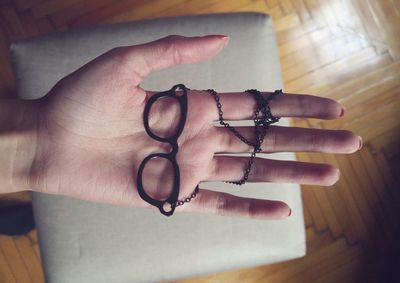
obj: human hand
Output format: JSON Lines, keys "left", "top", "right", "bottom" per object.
{"left": 26, "top": 35, "right": 361, "bottom": 219}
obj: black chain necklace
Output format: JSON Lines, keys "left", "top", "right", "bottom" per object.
{"left": 171, "top": 88, "right": 283, "bottom": 209}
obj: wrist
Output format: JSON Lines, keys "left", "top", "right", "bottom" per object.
{"left": 0, "top": 99, "right": 39, "bottom": 194}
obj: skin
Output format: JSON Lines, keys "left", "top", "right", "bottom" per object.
{"left": 0, "top": 35, "right": 362, "bottom": 220}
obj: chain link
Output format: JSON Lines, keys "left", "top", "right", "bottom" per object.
{"left": 171, "top": 185, "right": 200, "bottom": 209}
{"left": 170, "top": 88, "right": 283, "bottom": 209}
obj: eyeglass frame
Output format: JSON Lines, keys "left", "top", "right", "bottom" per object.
{"left": 136, "top": 84, "right": 188, "bottom": 216}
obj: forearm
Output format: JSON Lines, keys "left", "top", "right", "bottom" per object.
{"left": 0, "top": 99, "right": 38, "bottom": 194}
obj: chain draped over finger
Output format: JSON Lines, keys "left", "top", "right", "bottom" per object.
{"left": 205, "top": 91, "right": 345, "bottom": 121}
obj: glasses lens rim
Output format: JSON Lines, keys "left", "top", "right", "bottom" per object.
{"left": 137, "top": 153, "right": 179, "bottom": 204}
{"left": 143, "top": 88, "right": 187, "bottom": 142}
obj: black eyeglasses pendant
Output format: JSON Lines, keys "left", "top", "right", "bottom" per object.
{"left": 137, "top": 84, "right": 188, "bottom": 216}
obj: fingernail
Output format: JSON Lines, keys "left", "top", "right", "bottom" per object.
{"left": 358, "top": 136, "right": 363, "bottom": 150}
{"left": 340, "top": 107, "right": 346, "bottom": 117}
{"left": 207, "top": 34, "right": 228, "bottom": 38}
{"left": 207, "top": 34, "right": 229, "bottom": 46}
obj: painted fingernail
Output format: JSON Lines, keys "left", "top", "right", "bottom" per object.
{"left": 207, "top": 34, "right": 228, "bottom": 38}
{"left": 340, "top": 107, "right": 346, "bottom": 117}
{"left": 358, "top": 136, "right": 363, "bottom": 150}
{"left": 207, "top": 34, "right": 229, "bottom": 46}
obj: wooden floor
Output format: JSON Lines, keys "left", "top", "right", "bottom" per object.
{"left": 0, "top": 0, "right": 399, "bottom": 282}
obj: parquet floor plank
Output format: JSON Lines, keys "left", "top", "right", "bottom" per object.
{"left": 370, "top": 126, "right": 400, "bottom": 154}
{"left": 301, "top": 187, "right": 328, "bottom": 232}
{"left": 290, "top": 0, "right": 311, "bottom": 22}
{"left": 327, "top": 60, "right": 400, "bottom": 104}
{"left": 0, "top": 192, "right": 31, "bottom": 205}
{"left": 346, "top": 152, "right": 393, "bottom": 244}
{"left": 318, "top": 152, "right": 360, "bottom": 245}
{"left": 279, "top": 0, "right": 295, "bottom": 16}
{"left": 50, "top": 0, "right": 116, "bottom": 27}
{"left": 264, "top": 0, "right": 279, "bottom": 9}
{"left": 0, "top": 236, "right": 32, "bottom": 282}
{"left": 360, "top": 145, "right": 398, "bottom": 216}
{"left": 259, "top": 4, "right": 282, "bottom": 20}
{"left": 346, "top": 96, "right": 399, "bottom": 142}
{"left": 334, "top": 154, "right": 380, "bottom": 248}
{"left": 276, "top": 17, "right": 325, "bottom": 46}
{"left": 14, "top": 235, "right": 45, "bottom": 282}
{"left": 229, "top": 0, "right": 269, "bottom": 13}
{"left": 303, "top": 204, "right": 313, "bottom": 227}
{"left": 312, "top": 246, "right": 364, "bottom": 283}
{"left": 68, "top": 0, "right": 149, "bottom": 28}
{"left": 103, "top": 0, "right": 268, "bottom": 26}
{"left": 100, "top": 0, "right": 196, "bottom": 25}
{"left": 286, "top": 244, "right": 364, "bottom": 283}
{"left": 360, "top": 0, "right": 400, "bottom": 59}
{"left": 305, "top": 228, "right": 333, "bottom": 254}
{"left": 0, "top": 247, "right": 16, "bottom": 283}
{"left": 26, "top": 230, "right": 41, "bottom": 261}
{"left": 311, "top": 79, "right": 400, "bottom": 130}
{"left": 274, "top": 13, "right": 301, "bottom": 32}
{"left": 374, "top": 150, "right": 400, "bottom": 198}
{"left": 31, "top": 0, "right": 83, "bottom": 19}
{"left": 284, "top": 47, "right": 384, "bottom": 92}
{"left": 0, "top": 5, "right": 27, "bottom": 41}
{"left": 278, "top": 27, "right": 330, "bottom": 57}
{"left": 304, "top": 182, "right": 343, "bottom": 239}
{"left": 373, "top": 147, "right": 400, "bottom": 209}
{"left": 261, "top": 238, "right": 349, "bottom": 282}
{"left": 282, "top": 35, "right": 369, "bottom": 83}
{"left": 297, "top": 52, "right": 394, "bottom": 97}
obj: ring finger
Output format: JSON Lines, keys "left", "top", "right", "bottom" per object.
{"left": 208, "top": 156, "right": 340, "bottom": 186}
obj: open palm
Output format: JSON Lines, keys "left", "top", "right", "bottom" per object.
{"left": 29, "top": 35, "right": 361, "bottom": 219}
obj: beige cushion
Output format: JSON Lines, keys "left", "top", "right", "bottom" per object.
{"left": 11, "top": 12, "right": 305, "bottom": 283}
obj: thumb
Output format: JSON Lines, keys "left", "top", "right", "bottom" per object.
{"left": 115, "top": 35, "right": 229, "bottom": 82}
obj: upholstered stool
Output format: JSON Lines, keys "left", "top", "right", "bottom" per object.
{"left": 11, "top": 13, "right": 305, "bottom": 283}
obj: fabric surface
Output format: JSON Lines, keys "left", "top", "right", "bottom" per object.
{"left": 11, "top": 13, "right": 306, "bottom": 283}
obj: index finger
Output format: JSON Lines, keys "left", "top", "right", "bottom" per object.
{"left": 204, "top": 91, "right": 344, "bottom": 121}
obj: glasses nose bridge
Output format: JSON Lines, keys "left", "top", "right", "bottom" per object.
{"left": 167, "top": 139, "right": 179, "bottom": 155}
{"left": 154, "top": 138, "right": 179, "bottom": 155}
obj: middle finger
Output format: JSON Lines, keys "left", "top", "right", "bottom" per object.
{"left": 212, "top": 125, "right": 361, "bottom": 154}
